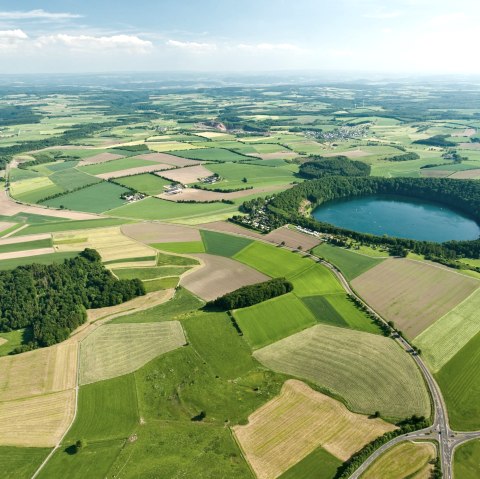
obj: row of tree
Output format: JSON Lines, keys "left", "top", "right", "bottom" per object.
{"left": 0, "top": 249, "right": 145, "bottom": 351}
{"left": 207, "top": 278, "right": 293, "bottom": 310}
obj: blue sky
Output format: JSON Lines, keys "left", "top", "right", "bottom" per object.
{"left": 0, "top": 0, "right": 479, "bottom": 74}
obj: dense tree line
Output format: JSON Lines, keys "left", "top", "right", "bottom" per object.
{"left": 207, "top": 278, "right": 293, "bottom": 310}
{"left": 239, "top": 177, "right": 480, "bottom": 258}
{"left": 0, "top": 105, "right": 41, "bottom": 126}
{"left": 298, "top": 156, "right": 371, "bottom": 179}
{"left": 0, "top": 249, "right": 144, "bottom": 351}
{"left": 384, "top": 152, "right": 420, "bottom": 162}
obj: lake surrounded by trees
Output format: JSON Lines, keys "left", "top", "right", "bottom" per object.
{"left": 312, "top": 194, "right": 480, "bottom": 242}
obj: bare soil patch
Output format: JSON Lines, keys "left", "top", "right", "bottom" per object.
{"left": 0, "top": 222, "right": 14, "bottom": 233}
{"left": 352, "top": 258, "right": 479, "bottom": 338}
{"left": 0, "top": 233, "right": 51, "bottom": 246}
{"left": 233, "top": 380, "right": 395, "bottom": 479}
{"left": 121, "top": 222, "right": 201, "bottom": 243}
{"left": 181, "top": 253, "right": 268, "bottom": 301}
{"left": 158, "top": 165, "right": 213, "bottom": 185}
{"left": 264, "top": 226, "right": 321, "bottom": 250}
{"left": 95, "top": 163, "right": 173, "bottom": 179}
{"left": 459, "top": 142, "right": 480, "bottom": 150}
{"left": 133, "top": 152, "right": 201, "bottom": 167}
{"left": 448, "top": 169, "right": 480, "bottom": 179}
{"left": 78, "top": 152, "right": 124, "bottom": 166}
{"left": 452, "top": 128, "right": 476, "bottom": 137}
{"left": 0, "top": 247, "right": 54, "bottom": 261}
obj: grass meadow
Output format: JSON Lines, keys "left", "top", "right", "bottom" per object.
{"left": 278, "top": 447, "right": 341, "bottom": 479}
{"left": 200, "top": 229, "right": 252, "bottom": 257}
{"left": 454, "top": 439, "right": 480, "bottom": 479}
{"left": 0, "top": 446, "right": 51, "bottom": 479}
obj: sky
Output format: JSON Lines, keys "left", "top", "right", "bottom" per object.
{"left": 0, "top": 0, "right": 480, "bottom": 75}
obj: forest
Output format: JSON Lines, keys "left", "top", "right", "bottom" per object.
{"left": 298, "top": 156, "right": 371, "bottom": 179}
{"left": 0, "top": 249, "right": 145, "bottom": 351}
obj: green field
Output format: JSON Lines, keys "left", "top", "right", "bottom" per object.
{"left": 0, "top": 252, "right": 78, "bottom": 270}
{"left": 278, "top": 446, "right": 341, "bottom": 479}
{"left": 0, "top": 237, "right": 51, "bottom": 254}
{"left": 112, "top": 266, "right": 189, "bottom": 280}
{"left": 156, "top": 251, "right": 198, "bottom": 266}
{"left": 288, "top": 263, "right": 342, "bottom": 296}
{"left": 143, "top": 276, "right": 179, "bottom": 292}
{"left": 151, "top": 241, "right": 206, "bottom": 253}
{"left": 0, "top": 328, "right": 29, "bottom": 356}
{"left": 313, "top": 243, "right": 386, "bottom": 280}
{"left": 169, "top": 147, "right": 249, "bottom": 162}
{"left": 234, "top": 293, "right": 317, "bottom": 349}
{"left": 436, "top": 330, "right": 480, "bottom": 430}
{"left": 107, "top": 420, "right": 252, "bottom": 478}
{"left": 183, "top": 312, "right": 256, "bottom": 379}
{"left": 200, "top": 229, "right": 252, "bottom": 257}
{"left": 108, "top": 196, "right": 236, "bottom": 220}
{"left": 302, "top": 294, "right": 383, "bottom": 334}
{"left": 255, "top": 323, "right": 431, "bottom": 420}
{"left": 50, "top": 168, "right": 102, "bottom": 190}
{"left": 113, "top": 173, "right": 171, "bottom": 195}
{"left": 66, "top": 374, "right": 139, "bottom": 442}
{"left": 454, "top": 439, "right": 480, "bottom": 479}
{"left": 13, "top": 218, "right": 131, "bottom": 237}
{"left": 79, "top": 157, "right": 156, "bottom": 175}
{"left": 234, "top": 242, "right": 313, "bottom": 278}
{"left": 110, "top": 287, "right": 204, "bottom": 324}
{"left": 0, "top": 446, "right": 51, "bottom": 479}
{"left": 11, "top": 178, "right": 64, "bottom": 204}
{"left": 416, "top": 289, "right": 480, "bottom": 372}
{"left": 42, "top": 182, "right": 129, "bottom": 213}
{"left": 37, "top": 440, "right": 124, "bottom": 479}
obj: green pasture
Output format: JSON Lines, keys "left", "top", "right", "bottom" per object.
{"left": 156, "top": 251, "right": 198, "bottom": 266}
{"left": 234, "top": 293, "right": 317, "bottom": 349}
{"left": 436, "top": 330, "right": 480, "bottom": 430}
{"left": 143, "top": 276, "right": 179, "bottom": 292}
{"left": 151, "top": 240, "right": 206, "bottom": 253}
{"left": 288, "top": 263, "right": 342, "bottom": 296}
{"left": 79, "top": 157, "right": 156, "bottom": 175}
{"left": 110, "top": 287, "right": 203, "bottom": 324}
{"left": 168, "top": 147, "right": 248, "bottom": 162}
{"left": 50, "top": 168, "right": 102, "bottom": 190}
{"left": 113, "top": 266, "right": 189, "bottom": 280}
{"left": 66, "top": 374, "right": 139, "bottom": 442}
{"left": 42, "top": 182, "right": 129, "bottom": 213}
{"left": 454, "top": 440, "right": 480, "bottom": 479}
{"left": 0, "top": 446, "right": 51, "bottom": 479}
{"left": 0, "top": 329, "right": 29, "bottom": 356}
{"left": 113, "top": 173, "right": 171, "bottom": 195}
{"left": 0, "top": 252, "right": 78, "bottom": 270}
{"left": 279, "top": 446, "right": 341, "bottom": 479}
{"left": 200, "top": 229, "right": 252, "bottom": 257}
{"left": 0, "top": 237, "right": 51, "bottom": 254}
{"left": 313, "top": 243, "right": 386, "bottom": 280}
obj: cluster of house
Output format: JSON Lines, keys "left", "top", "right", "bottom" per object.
{"left": 199, "top": 174, "right": 220, "bottom": 185}
{"left": 295, "top": 225, "right": 323, "bottom": 238}
{"left": 163, "top": 183, "right": 183, "bottom": 195}
{"left": 122, "top": 192, "right": 145, "bottom": 202}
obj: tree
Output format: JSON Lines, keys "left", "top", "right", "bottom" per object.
{"left": 242, "top": 177, "right": 248, "bottom": 183}
{"left": 75, "top": 439, "right": 86, "bottom": 453}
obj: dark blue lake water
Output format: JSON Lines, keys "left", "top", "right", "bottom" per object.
{"left": 312, "top": 195, "right": 480, "bottom": 242}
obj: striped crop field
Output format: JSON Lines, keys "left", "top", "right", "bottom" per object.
{"left": 233, "top": 380, "right": 396, "bottom": 479}
{"left": 79, "top": 321, "right": 186, "bottom": 384}
{"left": 254, "top": 324, "right": 431, "bottom": 420}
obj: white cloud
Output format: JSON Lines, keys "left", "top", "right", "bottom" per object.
{"left": 35, "top": 34, "right": 152, "bottom": 53}
{"left": 237, "top": 42, "right": 303, "bottom": 52}
{"left": 0, "top": 9, "right": 81, "bottom": 20}
{"left": 363, "top": 10, "right": 402, "bottom": 19}
{"left": 0, "top": 29, "right": 28, "bottom": 49}
{"left": 166, "top": 39, "right": 216, "bottom": 52}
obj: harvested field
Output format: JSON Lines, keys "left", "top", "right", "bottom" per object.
{"left": 420, "top": 169, "right": 452, "bottom": 178}
{"left": 254, "top": 324, "right": 431, "bottom": 419}
{"left": 416, "top": 289, "right": 480, "bottom": 372}
{"left": 323, "top": 149, "right": 369, "bottom": 158}
{"left": 0, "top": 247, "right": 54, "bottom": 261}
{"left": 0, "top": 222, "right": 14, "bottom": 233}
{"left": 351, "top": 259, "right": 479, "bottom": 339}
{"left": 233, "top": 380, "right": 395, "bottom": 479}
{"left": 122, "top": 222, "right": 201, "bottom": 243}
{"left": 79, "top": 321, "right": 186, "bottom": 384}
{"left": 247, "top": 151, "right": 298, "bottom": 160}
{"left": 0, "top": 342, "right": 77, "bottom": 402}
{"left": 54, "top": 226, "right": 156, "bottom": 262}
{"left": 133, "top": 152, "right": 201, "bottom": 167}
{"left": 180, "top": 253, "right": 269, "bottom": 301}
{"left": 95, "top": 163, "right": 172, "bottom": 179}
{"left": 458, "top": 142, "right": 480, "bottom": 150}
{"left": 0, "top": 233, "right": 51, "bottom": 246}
{"left": 197, "top": 220, "right": 264, "bottom": 240}
{"left": 448, "top": 168, "right": 480, "bottom": 179}
{"left": 264, "top": 226, "right": 321, "bottom": 250}
{"left": 85, "top": 289, "right": 174, "bottom": 323}
{"left": 0, "top": 389, "right": 75, "bottom": 447}
{"left": 452, "top": 128, "right": 476, "bottom": 137}
{"left": 158, "top": 164, "right": 213, "bottom": 184}
{"left": 362, "top": 441, "right": 435, "bottom": 479}
{"left": 78, "top": 152, "right": 124, "bottom": 166}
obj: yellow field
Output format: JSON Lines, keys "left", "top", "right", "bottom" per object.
{"left": 361, "top": 441, "right": 436, "bottom": 479}
{"left": 233, "top": 380, "right": 396, "bottom": 479}
{"left": 9, "top": 176, "right": 56, "bottom": 197}
{"left": 0, "top": 342, "right": 77, "bottom": 401}
{"left": 0, "top": 390, "right": 75, "bottom": 447}
{"left": 148, "top": 141, "right": 204, "bottom": 152}
{"left": 53, "top": 226, "right": 156, "bottom": 261}
{"left": 79, "top": 321, "right": 186, "bottom": 384}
